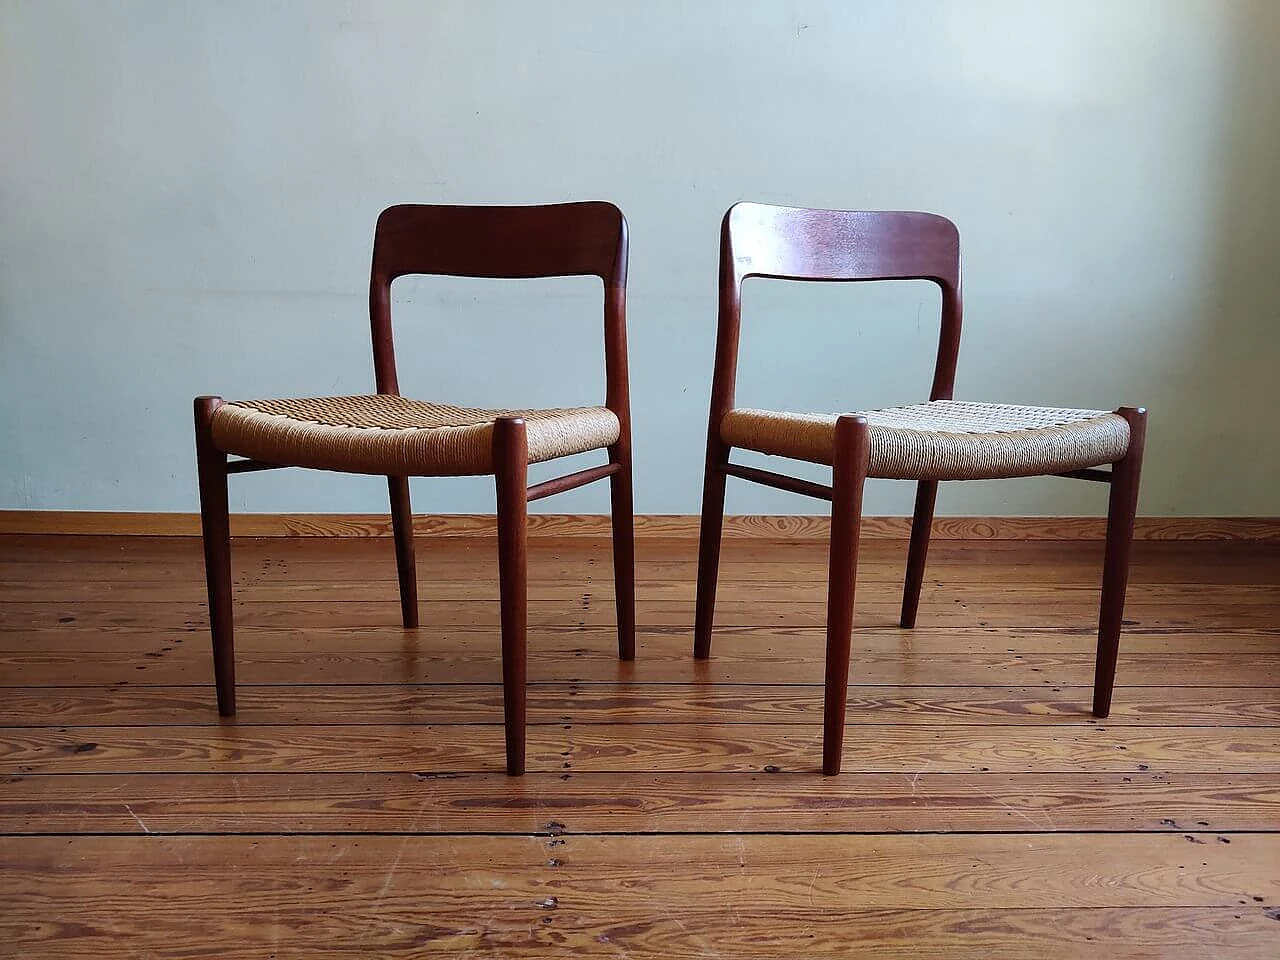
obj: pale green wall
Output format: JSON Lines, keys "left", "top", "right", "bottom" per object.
{"left": 2, "top": 0, "right": 1277, "bottom": 516}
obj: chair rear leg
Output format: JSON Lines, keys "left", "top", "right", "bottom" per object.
{"left": 823, "top": 416, "right": 870, "bottom": 776}
{"left": 194, "top": 396, "right": 236, "bottom": 716}
{"left": 494, "top": 418, "right": 529, "bottom": 775}
{"left": 694, "top": 445, "right": 729, "bottom": 659}
{"left": 609, "top": 447, "right": 636, "bottom": 661}
{"left": 388, "top": 476, "right": 419, "bottom": 628}
{"left": 900, "top": 479, "right": 937, "bottom": 628}
{"left": 1093, "top": 407, "right": 1147, "bottom": 718}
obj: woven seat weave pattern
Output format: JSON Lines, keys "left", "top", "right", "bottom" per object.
{"left": 211, "top": 395, "right": 620, "bottom": 476}
{"left": 721, "top": 400, "right": 1131, "bottom": 480}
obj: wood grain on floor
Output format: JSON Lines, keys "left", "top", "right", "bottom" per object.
{"left": 1, "top": 533, "right": 1278, "bottom": 958}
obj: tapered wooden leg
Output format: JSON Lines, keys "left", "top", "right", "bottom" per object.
{"left": 900, "top": 480, "right": 938, "bottom": 628}
{"left": 493, "top": 418, "right": 529, "bottom": 776}
{"left": 387, "top": 476, "right": 419, "bottom": 628}
{"left": 609, "top": 448, "right": 636, "bottom": 661}
{"left": 194, "top": 396, "right": 236, "bottom": 717}
{"left": 823, "top": 416, "right": 870, "bottom": 776}
{"left": 1093, "top": 407, "right": 1147, "bottom": 718}
{"left": 693, "top": 444, "right": 729, "bottom": 659}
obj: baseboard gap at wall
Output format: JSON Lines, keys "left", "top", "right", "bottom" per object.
{"left": 0, "top": 511, "right": 1277, "bottom": 541}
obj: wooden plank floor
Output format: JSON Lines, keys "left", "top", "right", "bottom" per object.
{"left": 1, "top": 532, "right": 1278, "bottom": 958}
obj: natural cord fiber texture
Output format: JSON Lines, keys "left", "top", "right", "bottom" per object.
{"left": 721, "top": 400, "right": 1131, "bottom": 480}
{"left": 211, "top": 395, "right": 620, "bottom": 476}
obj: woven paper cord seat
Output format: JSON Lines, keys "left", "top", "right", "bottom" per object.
{"left": 211, "top": 395, "right": 621, "bottom": 477}
{"left": 721, "top": 400, "right": 1131, "bottom": 481}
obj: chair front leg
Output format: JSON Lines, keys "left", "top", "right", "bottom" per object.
{"left": 1093, "top": 407, "right": 1147, "bottom": 718}
{"left": 823, "top": 415, "right": 870, "bottom": 776}
{"left": 900, "top": 480, "right": 937, "bottom": 628}
{"left": 194, "top": 396, "right": 236, "bottom": 716}
{"left": 608, "top": 442, "right": 636, "bottom": 661}
{"left": 493, "top": 417, "right": 529, "bottom": 775}
{"left": 693, "top": 442, "right": 730, "bottom": 659}
{"left": 387, "top": 476, "right": 419, "bottom": 628}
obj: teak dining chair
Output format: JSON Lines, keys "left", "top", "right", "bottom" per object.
{"left": 194, "top": 201, "right": 635, "bottom": 776}
{"left": 694, "top": 202, "right": 1147, "bottom": 775}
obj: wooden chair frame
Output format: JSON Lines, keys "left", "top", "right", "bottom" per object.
{"left": 693, "top": 202, "right": 1147, "bottom": 775}
{"left": 194, "top": 202, "right": 635, "bottom": 775}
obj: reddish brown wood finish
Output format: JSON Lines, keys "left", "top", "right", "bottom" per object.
{"left": 525, "top": 463, "right": 621, "bottom": 502}
{"left": 900, "top": 479, "right": 938, "bottom": 628}
{"left": 694, "top": 201, "right": 1146, "bottom": 774}
{"left": 1094, "top": 406, "right": 1148, "bottom": 717}
{"left": 723, "top": 462, "right": 834, "bottom": 501}
{"left": 692, "top": 458, "right": 727, "bottom": 660}
{"left": 692, "top": 212, "right": 744, "bottom": 660}
{"left": 823, "top": 415, "right": 870, "bottom": 775}
{"left": 604, "top": 273, "right": 637, "bottom": 662}
{"left": 193, "top": 396, "right": 235, "bottom": 716}
{"left": 195, "top": 203, "right": 634, "bottom": 775}
{"left": 387, "top": 476, "right": 418, "bottom": 628}
{"left": 493, "top": 417, "right": 529, "bottom": 775}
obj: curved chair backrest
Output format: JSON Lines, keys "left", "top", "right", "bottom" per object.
{"left": 711, "top": 202, "right": 964, "bottom": 417}
{"left": 367, "top": 202, "right": 629, "bottom": 400}
{"left": 724, "top": 202, "right": 960, "bottom": 286}
{"left": 372, "top": 202, "right": 627, "bottom": 284}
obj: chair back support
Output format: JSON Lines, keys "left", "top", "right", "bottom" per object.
{"left": 725, "top": 203, "right": 960, "bottom": 286}
{"left": 710, "top": 202, "right": 964, "bottom": 424}
{"left": 368, "top": 202, "right": 629, "bottom": 403}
